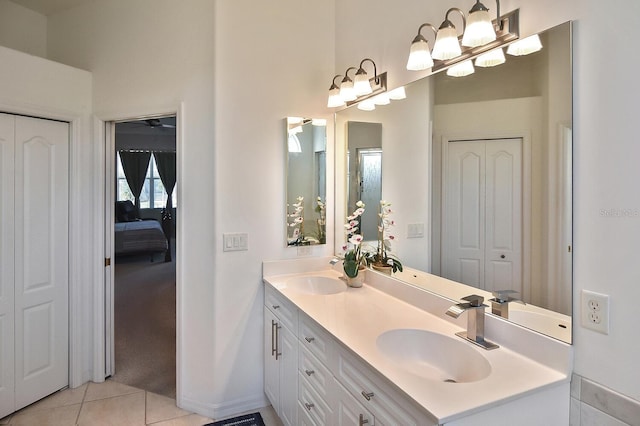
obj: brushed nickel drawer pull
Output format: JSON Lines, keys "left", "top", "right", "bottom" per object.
{"left": 359, "top": 414, "right": 370, "bottom": 425}
{"left": 304, "top": 402, "right": 315, "bottom": 411}
{"left": 272, "top": 304, "right": 280, "bottom": 310}
{"left": 304, "top": 336, "right": 315, "bottom": 343}
{"left": 305, "top": 369, "right": 315, "bottom": 376}
{"left": 361, "top": 391, "right": 374, "bottom": 401}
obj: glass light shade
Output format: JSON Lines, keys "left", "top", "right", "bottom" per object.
{"left": 311, "top": 118, "right": 327, "bottom": 126}
{"left": 372, "top": 92, "right": 390, "bottom": 106}
{"left": 406, "top": 38, "right": 434, "bottom": 71}
{"left": 339, "top": 80, "right": 357, "bottom": 102}
{"left": 287, "top": 117, "right": 303, "bottom": 125}
{"left": 461, "top": 9, "right": 496, "bottom": 47}
{"left": 357, "top": 99, "right": 376, "bottom": 111}
{"left": 475, "top": 48, "right": 505, "bottom": 67}
{"left": 388, "top": 87, "right": 407, "bottom": 100}
{"left": 446, "top": 60, "right": 475, "bottom": 77}
{"left": 507, "top": 34, "right": 543, "bottom": 56}
{"left": 432, "top": 26, "right": 462, "bottom": 60}
{"left": 327, "top": 87, "right": 345, "bottom": 108}
{"left": 289, "top": 124, "right": 303, "bottom": 134}
{"left": 288, "top": 134, "right": 302, "bottom": 153}
{"left": 354, "top": 72, "right": 373, "bottom": 96}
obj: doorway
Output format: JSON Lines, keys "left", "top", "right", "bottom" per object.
{"left": 441, "top": 138, "right": 523, "bottom": 294}
{"left": 106, "top": 115, "right": 177, "bottom": 398}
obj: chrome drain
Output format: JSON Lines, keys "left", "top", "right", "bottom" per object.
{"left": 443, "top": 379, "right": 457, "bottom": 383}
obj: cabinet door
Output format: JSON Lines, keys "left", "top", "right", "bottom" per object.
{"left": 264, "top": 309, "right": 280, "bottom": 413}
{"left": 334, "top": 378, "right": 374, "bottom": 426}
{"left": 0, "top": 113, "right": 15, "bottom": 419}
{"left": 278, "top": 323, "right": 298, "bottom": 426}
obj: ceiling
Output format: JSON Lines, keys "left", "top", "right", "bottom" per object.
{"left": 11, "top": 0, "right": 92, "bottom": 16}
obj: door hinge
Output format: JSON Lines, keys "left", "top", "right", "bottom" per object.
{"left": 568, "top": 245, "right": 572, "bottom": 253}
{"left": 105, "top": 257, "right": 111, "bottom": 267}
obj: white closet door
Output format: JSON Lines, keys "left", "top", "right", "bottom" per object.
{"left": 13, "top": 116, "right": 69, "bottom": 410}
{"left": 485, "top": 139, "right": 522, "bottom": 294}
{"left": 443, "top": 141, "right": 486, "bottom": 288}
{"left": 0, "top": 113, "right": 16, "bottom": 418}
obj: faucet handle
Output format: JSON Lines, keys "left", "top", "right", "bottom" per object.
{"left": 461, "top": 294, "right": 484, "bottom": 307}
{"left": 491, "top": 289, "right": 518, "bottom": 303}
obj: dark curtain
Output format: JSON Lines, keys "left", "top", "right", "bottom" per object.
{"left": 154, "top": 151, "right": 177, "bottom": 262}
{"left": 153, "top": 152, "right": 177, "bottom": 210}
{"left": 119, "top": 151, "right": 151, "bottom": 209}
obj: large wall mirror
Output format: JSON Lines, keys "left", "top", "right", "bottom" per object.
{"left": 286, "top": 117, "right": 327, "bottom": 246}
{"left": 335, "top": 22, "right": 572, "bottom": 343}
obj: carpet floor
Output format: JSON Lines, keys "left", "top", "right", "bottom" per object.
{"left": 111, "top": 243, "right": 176, "bottom": 399}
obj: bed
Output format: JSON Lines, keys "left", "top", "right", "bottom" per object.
{"left": 115, "top": 200, "right": 169, "bottom": 260}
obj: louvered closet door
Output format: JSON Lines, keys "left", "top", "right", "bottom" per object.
{"left": 0, "top": 113, "right": 16, "bottom": 418}
{"left": 13, "top": 116, "right": 69, "bottom": 410}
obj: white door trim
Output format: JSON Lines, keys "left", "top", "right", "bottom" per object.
{"left": 440, "top": 130, "right": 532, "bottom": 301}
{"left": 95, "top": 103, "right": 184, "bottom": 402}
{"left": 0, "top": 101, "right": 87, "bottom": 390}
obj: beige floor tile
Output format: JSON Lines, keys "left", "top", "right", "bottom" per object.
{"left": 0, "top": 414, "right": 11, "bottom": 425}
{"left": 84, "top": 379, "right": 144, "bottom": 402}
{"left": 145, "top": 392, "right": 192, "bottom": 424}
{"left": 22, "top": 383, "right": 88, "bottom": 412}
{"left": 9, "top": 403, "right": 80, "bottom": 426}
{"left": 147, "top": 413, "right": 213, "bottom": 426}
{"left": 77, "top": 392, "right": 146, "bottom": 426}
{"left": 258, "top": 406, "right": 283, "bottom": 426}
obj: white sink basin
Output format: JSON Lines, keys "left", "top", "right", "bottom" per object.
{"left": 376, "top": 329, "right": 492, "bottom": 383}
{"left": 285, "top": 275, "right": 347, "bottom": 295}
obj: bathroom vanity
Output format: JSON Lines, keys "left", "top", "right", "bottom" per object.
{"left": 263, "top": 258, "right": 571, "bottom": 425}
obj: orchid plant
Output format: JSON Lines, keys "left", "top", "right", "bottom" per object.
{"left": 287, "top": 196, "right": 305, "bottom": 245}
{"left": 343, "top": 200, "right": 367, "bottom": 278}
{"left": 315, "top": 197, "right": 326, "bottom": 244}
{"left": 365, "top": 200, "right": 403, "bottom": 273}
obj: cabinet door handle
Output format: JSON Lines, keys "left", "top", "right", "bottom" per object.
{"left": 359, "top": 414, "right": 370, "bottom": 425}
{"left": 271, "top": 320, "right": 276, "bottom": 357}
{"left": 361, "top": 391, "right": 374, "bottom": 401}
{"left": 304, "top": 369, "right": 315, "bottom": 376}
{"left": 304, "top": 336, "right": 315, "bottom": 343}
{"left": 272, "top": 304, "right": 280, "bottom": 310}
{"left": 275, "top": 324, "right": 282, "bottom": 360}
{"left": 304, "top": 402, "right": 315, "bottom": 411}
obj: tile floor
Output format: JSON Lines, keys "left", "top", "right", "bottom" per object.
{"left": 0, "top": 380, "right": 282, "bottom": 426}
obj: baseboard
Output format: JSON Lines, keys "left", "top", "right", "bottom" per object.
{"left": 179, "top": 392, "right": 269, "bottom": 420}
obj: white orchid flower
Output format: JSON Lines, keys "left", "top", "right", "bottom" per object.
{"left": 349, "top": 235, "right": 363, "bottom": 245}
{"left": 356, "top": 200, "right": 365, "bottom": 208}
{"left": 354, "top": 207, "right": 365, "bottom": 216}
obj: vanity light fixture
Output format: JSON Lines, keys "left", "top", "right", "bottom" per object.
{"left": 406, "top": 23, "right": 437, "bottom": 71}
{"left": 327, "top": 75, "right": 346, "bottom": 108}
{"left": 388, "top": 86, "right": 407, "bottom": 100}
{"left": 372, "top": 92, "right": 391, "bottom": 106}
{"left": 339, "top": 67, "right": 358, "bottom": 102}
{"left": 475, "top": 47, "right": 505, "bottom": 67}
{"left": 357, "top": 99, "right": 376, "bottom": 111}
{"left": 461, "top": 0, "right": 498, "bottom": 47}
{"left": 432, "top": 8, "right": 466, "bottom": 60}
{"left": 354, "top": 58, "right": 381, "bottom": 96}
{"left": 507, "top": 34, "right": 542, "bottom": 56}
{"left": 311, "top": 118, "right": 327, "bottom": 126}
{"left": 446, "top": 59, "right": 475, "bottom": 77}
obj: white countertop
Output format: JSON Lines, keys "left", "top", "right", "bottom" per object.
{"left": 263, "top": 265, "right": 571, "bottom": 423}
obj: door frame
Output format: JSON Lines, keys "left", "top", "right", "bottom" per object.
{"left": 95, "top": 103, "right": 184, "bottom": 399}
{"left": 0, "top": 101, "right": 86, "bottom": 391}
{"left": 439, "top": 131, "right": 532, "bottom": 300}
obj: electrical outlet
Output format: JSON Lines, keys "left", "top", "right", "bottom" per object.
{"left": 581, "top": 290, "right": 609, "bottom": 334}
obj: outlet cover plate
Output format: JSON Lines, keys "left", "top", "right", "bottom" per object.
{"left": 581, "top": 290, "right": 609, "bottom": 334}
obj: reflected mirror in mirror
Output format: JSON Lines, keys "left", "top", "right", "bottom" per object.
{"left": 335, "top": 22, "right": 572, "bottom": 343}
{"left": 286, "top": 117, "right": 327, "bottom": 246}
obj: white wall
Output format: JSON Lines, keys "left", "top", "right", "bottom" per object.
{"left": 0, "top": 1, "right": 47, "bottom": 57}
{"left": 336, "top": 0, "right": 640, "bottom": 405}
{"left": 47, "top": 0, "right": 335, "bottom": 418}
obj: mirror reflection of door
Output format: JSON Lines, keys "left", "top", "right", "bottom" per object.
{"left": 442, "top": 138, "right": 523, "bottom": 294}
{"left": 357, "top": 149, "right": 382, "bottom": 240}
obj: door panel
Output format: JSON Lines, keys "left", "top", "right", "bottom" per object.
{"left": 0, "top": 113, "right": 16, "bottom": 418}
{"left": 14, "top": 116, "right": 69, "bottom": 410}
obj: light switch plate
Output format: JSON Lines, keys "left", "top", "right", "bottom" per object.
{"left": 223, "top": 233, "right": 248, "bottom": 252}
{"left": 407, "top": 223, "right": 425, "bottom": 238}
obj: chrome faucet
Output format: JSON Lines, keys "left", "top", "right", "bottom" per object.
{"left": 446, "top": 295, "right": 499, "bottom": 350}
{"left": 489, "top": 290, "right": 523, "bottom": 319}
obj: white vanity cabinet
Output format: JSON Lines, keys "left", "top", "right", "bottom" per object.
{"left": 264, "top": 286, "right": 298, "bottom": 426}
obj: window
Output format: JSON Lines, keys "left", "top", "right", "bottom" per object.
{"left": 116, "top": 152, "right": 176, "bottom": 209}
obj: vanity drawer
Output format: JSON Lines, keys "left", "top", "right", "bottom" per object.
{"left": 297, "top": 400, "right": 316, "bottom": 426}
{"left": 336, "top": 346, "right": 435, "bottom": 426}
{"left": 299, "top": 313, "right": 334, "bottom": 366}
{"left": 298, "top": 343, "right": 332, "bottom": 402}
{"left": 333, "top": 377, "right": 375, "bottom": 426}
{"left": 265, "top": 284, "right": 297, "bottom": 332}
{"left": 299, "top": 371, "right": 332, "bottom": 426}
